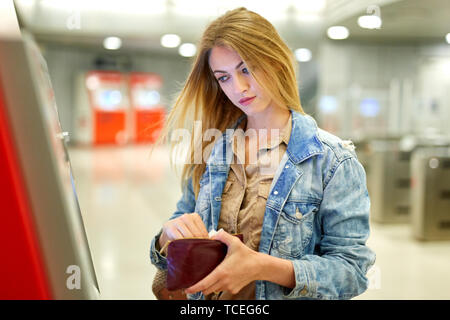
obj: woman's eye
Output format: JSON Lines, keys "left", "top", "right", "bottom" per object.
{"left": 218, "top": 75, "right": 228, "bottom": 82}
{"left": 242, "top": 67, "right": 249, "bottom": 74}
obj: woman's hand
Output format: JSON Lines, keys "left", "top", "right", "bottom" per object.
{"left": 184, "top": 230, "right": 262, "bottom": 296}
{"left": 158, "top": 213, "right": 209, "bottom": 249}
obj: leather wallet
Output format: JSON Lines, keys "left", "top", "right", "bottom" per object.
{"left": 166, "top": 234, "right": 243, "bottom": 291}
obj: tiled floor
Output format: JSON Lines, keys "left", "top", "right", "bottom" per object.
{"left": 68, "top": 145, "right": 450, "bottom": 300}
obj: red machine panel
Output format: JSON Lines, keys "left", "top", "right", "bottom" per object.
{"left": 129, "top": 72, "right": 165, "bottom": 143}
{"left": 0, "top": 80, "right": 51, "bottom": 299}
{"left": 86, "top": 71, "right": 129, "bottom": 145}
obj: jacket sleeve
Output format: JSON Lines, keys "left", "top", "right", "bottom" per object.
{"left": 284, "top": 157, "right": 376, "bottom": 299}
{"left": 149, "top": 177, "right": 197, "bottom": 270}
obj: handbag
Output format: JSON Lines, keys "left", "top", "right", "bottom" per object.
{"left": 151, "top": 268, "right": 187, "bottom": 300}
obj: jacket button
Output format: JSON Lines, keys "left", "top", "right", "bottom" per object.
{"left": 273, "top": 190, "right": 278, "bottom": 195}
{"left": 295, "top": 208, "right": 303, "bottom": 219}
{"left": 285, "top": 165, "right": 289, "bottom": 169}
{"left": 300, "top": 286, "right": 308, "bottom": 296}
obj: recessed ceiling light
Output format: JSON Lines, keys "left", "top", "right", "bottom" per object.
{"left": 446, "top": 33, "right": 450, "bottom": 44}
{"left": 294, "top": 48, "right": 312, "bottom": 62}
{"left": 161, "top": 34, "right": 181, "bottom": 48}
{"left": 429, "top": 158, "right": 439, "bottom": 169}
{"left": 327, "top": 26, "right": 349, "bottom": 40}
{"left": 358, "top": 15, "right": 382, "bottom": 29}
{"left": 103, "top": 36, "right": 122, "bottom": 50}
{"left": 178, "top": 43, "right": 197, "bottom": 57}
{"left": 291, "top": 0, "right": 326, "bottom": 12}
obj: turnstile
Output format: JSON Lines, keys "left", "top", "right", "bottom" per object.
{"left": 353, "top": 139, "right": 372, "bottom": 177}
{"left": 411, "top": 147, "right": 450, "bottom": 240}
{"left": 368, "top": 138, "right": 412, "bottom": 223}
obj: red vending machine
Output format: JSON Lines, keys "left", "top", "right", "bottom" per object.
{"left": 129, "top": 72, "right": 165, "bottom": 143}
{"left": 85, "top": 71, "right": 129, "bottom": 145}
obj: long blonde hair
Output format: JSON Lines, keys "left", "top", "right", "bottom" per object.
{"left": 152, "top": 7, "right": 305, "bottom": 198}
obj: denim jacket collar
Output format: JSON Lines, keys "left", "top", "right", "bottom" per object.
{"left": 285, "top": 110, "right": 324, "bottom": 164}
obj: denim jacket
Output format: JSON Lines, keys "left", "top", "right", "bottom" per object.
{"left": 150, "top": 109, "right": 376, "bottom": 300}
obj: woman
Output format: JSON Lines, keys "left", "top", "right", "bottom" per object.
{"left": 150, "top": 7, "right": 375, "bottom": 300}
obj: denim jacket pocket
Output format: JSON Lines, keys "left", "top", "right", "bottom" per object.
{"left": 273, "top": 202, "right": 318, "bottom": 258}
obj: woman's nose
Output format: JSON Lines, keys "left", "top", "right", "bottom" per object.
{"left": 233, "top": 74, "right": 249, "bottom": 94}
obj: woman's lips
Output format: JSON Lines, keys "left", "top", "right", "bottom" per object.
{"left": 239, "top": 96, "right": 256, "bottom": 106}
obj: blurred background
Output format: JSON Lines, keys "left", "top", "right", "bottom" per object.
{"left": 4, "top": 0, "right": 450, "bottom": 299}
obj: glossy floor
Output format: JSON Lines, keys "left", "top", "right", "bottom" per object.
{"left": 68, "top": 145, "right": 450, "bottom": 300}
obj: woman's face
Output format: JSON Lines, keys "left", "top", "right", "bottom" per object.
{"left": 208, "top": 46, "right": 272, "bottom": 117}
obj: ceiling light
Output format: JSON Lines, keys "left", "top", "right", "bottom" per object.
{"left": 291, "top": 0, "right": 326, "bottom": 13}
{"left": 178, "top": 43, "right": 197, "bottom": 57}
{"left": 429, "top": 158, "right": 439, "bottom": 169}
{"left": 327, "top": 26, "right": 349, "bottom": 40}
{"left": 243, "top": 2, "right": 291, "bottom": 21}
{"left": 171, "top": 0, "right": 221, "bottom": 17}
{"left": 40, "top": 0, "right": 166, "bottom": 15}
{"left": 103, "top": 36, "right": 122, "bottom": 50}
{"left": 358, "top": 15, "right": 382, "bottom": 29}
{"left": 446, "top": 33, "right": 450, "bottom": 44}
{"left": 160, "top": 34, "right": 181, "bottom": 48}
{"left": 296, "top": 13, "right": 321, "bottom": 22}
{"left": 294, "top": 48, "right": 312, "bottom": 62}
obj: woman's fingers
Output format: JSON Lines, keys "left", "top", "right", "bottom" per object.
{"left": 202, "top": 278, "right": 225, "bottom": 296}
{"left": 177, "top": 213, "right": 208, "bottom": 238}
{"left": 190, "top": 213, "right": 209, "bottom": 237}
{"left": 164, "top": 212, "right": 208, "bottom": 241}
{"left": 175, "top": 220, "right": 194, "bottom": 238}
{"left": 185, "top": 268, "right": 222, "bottom": 295}
{"left": 165, "top": 224, "right": 184, "bottom": 240}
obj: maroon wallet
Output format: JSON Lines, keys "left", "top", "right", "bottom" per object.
{"left": 166, "top": 234, "right": 243, "bottom": 291}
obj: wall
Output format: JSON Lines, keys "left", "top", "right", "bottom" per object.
{"left": 41, "top": 40, "right": 450, "bottom": 143}
{"left": 317, "top": 40, "right": 450, "bottom": 140}
{"left": 41, "top": 43, "right": 192, "bottom": 136}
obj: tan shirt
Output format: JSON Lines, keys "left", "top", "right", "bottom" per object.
{"left": 210, "top": 114, "right": 292, "bottom": 300}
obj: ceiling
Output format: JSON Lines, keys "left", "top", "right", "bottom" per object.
{"left": 13, "top": 0, "right": 450, "bottom": 55}
{"left": 338, "top": 0, "right": 450, "bottom": 44}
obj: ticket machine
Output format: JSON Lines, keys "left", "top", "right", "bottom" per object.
{"left": 129, "top": 72, "right": 165, "bottom": 143}
{"left": 82, "top": 70, "right": 130, "bottom": 145}
{"left": 0, "top": 1, "right": 99, "bottom": 299}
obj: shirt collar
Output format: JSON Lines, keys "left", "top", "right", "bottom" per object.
{"left": 230, "top": 113, "right": 292, "bottom": 153}
{"left": 224, "top": 109, "right": 324, "bottom": 165}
